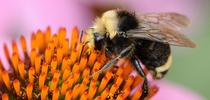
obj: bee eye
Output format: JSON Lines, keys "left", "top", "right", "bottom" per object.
{"left": 94, "top": 33, "right": 105, "bottom": 50}
{"left": 94, "top": 33, "right": 104, "bottom": 41}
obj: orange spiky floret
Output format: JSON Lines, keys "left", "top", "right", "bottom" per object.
{"left": 0, "top": 26, "right": 158, "bottom": 99}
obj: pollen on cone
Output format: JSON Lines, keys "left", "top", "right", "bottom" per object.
{"left": 132, "top": 76, "right": 143, "bottom": 88}
{"left": 115, "top": 76, "right": 123, "bottom": 87}
{"left": 116, "top": 94, "right": 124, "bottom": 100}
{"left": 52, "top": 89, "right": 60, "bottom": 100}
{"left": 53, "top": 70, "right": 60, "bottom": 82}
{"left": 51, "top": 56, "right": 58, "bottom": 73}
{"left": 26, "top": 83, "right": 33, "bottom": 100}
{"left": 0, "top": 68, "right": 2, "bottom": 82}
{"left": 45, "top": 46, "right": 52, "bottom": 63}
{"left": 48, "top": 40, "right": 55, "bottom": 51}
{"left": 61, "top": 81, "right": 69, "bottom": 95}
{"left": 82, "top": 68, "right": 90, "bottom": 78}
{"left": 72, "top": 63, "right": 79, "bottom": 73}
{"left": 88, "top": 51, "right": 97, "bottom": 67}
{"left": 90, "top": 79, "right": 97, "bottom": 88}
{"left": 39, "top": 72, "right": 47, "bottom": 89}
{"left": 13, "top": 79, "right": 20, "bottom": 96}
{"left": 122, "top": 60, "right": 133, "bottom": 77}
{"left": 58, "top": 27, "right": 66, "bottom": 46}
{"left": 61, "top": 56, "right": 69, "bottom": 72}
{"left": 2, "top": 93, "right": 9, "bottom": 100}
{"left": 31, "top": 33, "right": 36, "bottom": 49}
{"left": 62, "top": 68, "right": 70, "bottom": 81}
{"left": 73, "top": 71, "right": 80, "bottom": 83}
{"left": 92, "top": 69, "right": 99, "bottom": 80}
{"left": 123, "top": 75, "right": 134, "bottom": 90}
{"left": 30, "top": 48, "right": 36, "bottom": 66}
{"left": 79, "top": 56, "right": 87, "bottom": 71}
{"left": 72, "top": 84, "right": 80, "bottom": 99}
{"left": 80, "top": 91, "right": 88, "bottom": 100}
{"left": 36, "top": 30, "right": 44, "bottom": 52}
{"left": 52, "top": 34, "right": 58, "bottom": 49}
{"left": 88, "top": 85, "right": 97, "bottom": 99}
{"left": 70, "top": 27, "right": 79, "bottom": 51}
{"left": 2, "top": 71, "right": 11, "bottom": 90}
{"left": 65, "top": 90, "right": 73, "bottom": 100}
{"left": 95, "top": 96, "right": 102, "bottom": 100}
{"left": 12, "top": 40, "right": 19, "bottom": 56}
{"left": 131, "top": 89, "right": 142, "bottom": 100}
{"left": 50, "top": 78, "right": 58, "bottom": 91}
{"left": 101, "top": 88, "right": 110, "bottom": 100}
{"left": 62, "top": 39, "right": 69, "bottom": 55}
{"left": 57, "top": 46, "right": 63, "bottom": 64}
{"left": 35, "top": 54, "right": 41, "bottom": 74}
{"left": 92, "top": 61, "right": 102, "bottom": 73}
{"left": 69, "top": 50, "right": 77, "bottom": 66}
{"left": 98, "top": 76, "right": 111, "bottom": 92}
{"left": 41, "top": 63, "right": 48, "bottom": 74}
{"left": 11, "top": 52, "right": 19, "bottom": 73}
{"left": 79, "top": 78, "right": 88, "bottom": 95}
{"left": 98, "top": 70, "right": 112, "bottom": 92}
{"left": 3, "top": 44, "right": 11, "bottom": 65}
{"left": 66, "top": 76, "right": 74, "bottom": 89}
{"left": 20, "top": 35, "right": 27, "bottom": 54}
{"left": 41, "top": 86, "right": 48, "bottom": 100}
{"left": 45, "top": 27, "right": 51, "bottom": 47}
{"left": 28, "top": 67, "right": 35, "bottom": 83}
{"left": 110, "top": 84, "right": 119, "bottom": 95}
{"left": 116, "top": 67, "right": 123, "bottom": 76}
{"left": 121, "top": 88, "right": 131, "bottom": 99}
{"left": 18, "top": 61, "right": 25, "bottom": 79}
{"left": 145, "top": 85, "right": 159, "bottom": 100}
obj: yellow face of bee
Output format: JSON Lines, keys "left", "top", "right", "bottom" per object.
{"left": 91, "top": 10, "right": 120, "bottom": 39}
{"left": 86, "top": 10, "right": 120, "bottom": 50}
{"left": 100, "top": 10, "right": 119, "bottom": 39}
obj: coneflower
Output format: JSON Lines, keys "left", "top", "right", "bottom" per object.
{"left": 0, "top": 27, "right": 158, "bottom": 100}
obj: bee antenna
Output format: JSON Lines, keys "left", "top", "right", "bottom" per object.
{"left": 78, "top": 40, "right": 90, "bottom": 61}
{"left": 80, "top": 30, "right": 84, "bottom": 43}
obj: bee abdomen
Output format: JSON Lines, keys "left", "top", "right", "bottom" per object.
{"left": 135, "top": 39, "right": 171, "bottom": 79}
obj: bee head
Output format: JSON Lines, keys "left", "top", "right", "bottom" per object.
{"left": 100, "top": 10, "right": 119, "bottom": 39}
{"left": 93, "top": 9, "right": 139, "bottom": 39}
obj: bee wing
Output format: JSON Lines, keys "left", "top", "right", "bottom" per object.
{"left": 127, "top": 13, "right": 196, "bottom": 48}
{"left": 138, "top": 12, "right": 191, "bottom": 30}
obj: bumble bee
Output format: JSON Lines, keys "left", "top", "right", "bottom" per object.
{"left": 86, "top": 9, "right": 196, "bottom": 99}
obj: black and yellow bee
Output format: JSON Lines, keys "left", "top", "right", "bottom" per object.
{"left": 86, "top": 9, "right": 196, "bottom": 99}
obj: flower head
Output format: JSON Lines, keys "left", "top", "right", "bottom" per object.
{"left": 0, "top": 27, "right": 158, "bottom": 99}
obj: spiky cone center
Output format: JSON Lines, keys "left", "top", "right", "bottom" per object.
{"left": 0, "top": 26, "right": 158, "bottom": 100}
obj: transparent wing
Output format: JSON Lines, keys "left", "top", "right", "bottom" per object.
{"left": 138, "top": 12, "right": 191, "bottom": 30}
{"left": 127, "top": 13, "right": 196, "bottom": 48}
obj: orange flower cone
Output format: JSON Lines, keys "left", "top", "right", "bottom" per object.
{"left": 0, "top": 26, "right": 158, "bottom": 99}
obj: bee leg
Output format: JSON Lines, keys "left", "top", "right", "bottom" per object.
{"left": 105, "top": 48, "right": 113, "bottom": 57}
{"left": 90, "top": 44, "right": 135, "bottom": 78}
{"left": 131, "top": 56, "right": 148, "bottom": 100}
